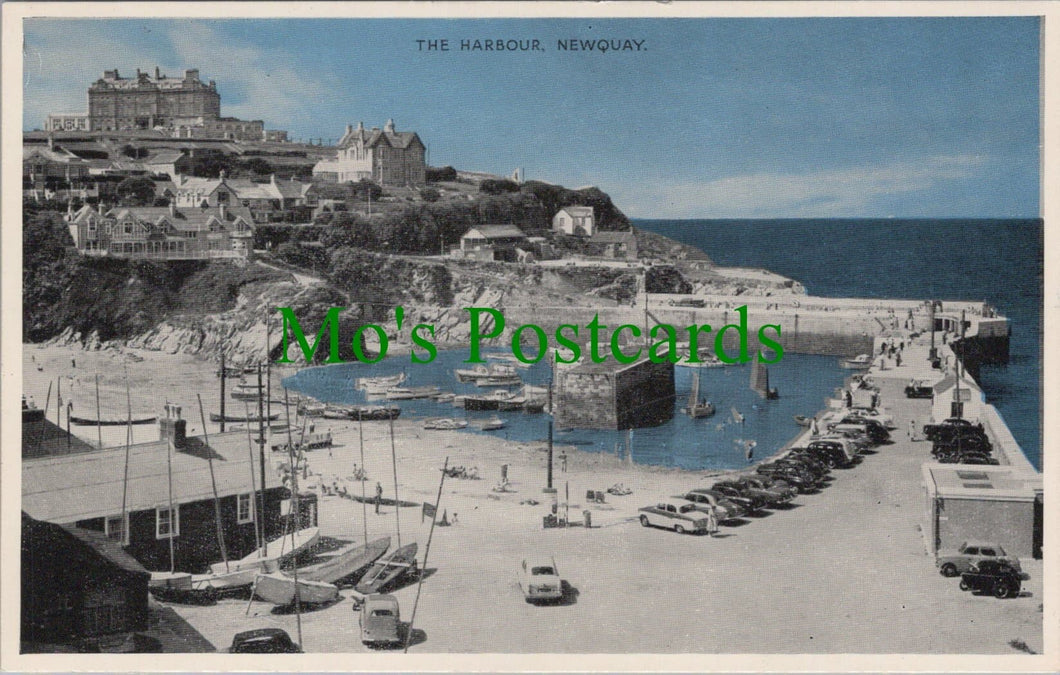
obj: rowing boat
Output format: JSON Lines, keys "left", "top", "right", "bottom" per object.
{"left": 252, "top": 573, "right": 339, "bottom": 606}
{"left": 209, "top": 526, "right": 319, "bottom": 575}
{"left": 354, "top": 542, "right": 418, "bottom": 594}
{"left": 70, "top": 415, "right": 157, "bottom": 426}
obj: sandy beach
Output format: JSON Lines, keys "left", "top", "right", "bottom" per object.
{"left": 20, "top": 340, "right": 1043, "bottom": 654}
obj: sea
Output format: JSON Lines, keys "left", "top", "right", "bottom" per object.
{"left": 282, "top": 218, "right": 1042, "bottom": 473}
{"left": 636, "top": 218, "right": 1042, "bottom": 471}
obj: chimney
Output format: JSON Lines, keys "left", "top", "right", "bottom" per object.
{"left": 384, "top": 118, "right": 395, "bottom": 133}
{"left": 357, "top": 121, "right": 364, "bottom": 132}
{"left": 219, "top": 203, "right": 227, "bottom": 221}
{"left": 159, "top": 403, "right": 187, "bottom": 449}
{"left": 155, "top": 66, "right": 161, "bottom": 79}
{"left": 169, "top": 201, "right": 176, "bottom": 217}
{"left": 346, "top": 124, "right": 353, "bottom": 135}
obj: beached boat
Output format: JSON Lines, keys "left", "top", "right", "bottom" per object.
{"left": 252, "top": 572, "right": 339, "bottom": 606}
{"left": 423, "top": 417, "right": 469, "bottom": 430}
{"left": 294, "top": 537, "right": 390, "bottom": 584}
{"left": 209, "top": 412, "right": 279, "bottom": 423}
{"left": 148, "top": 572, "right": 219, "bottom": 604}
{"left": 680, "top": 370, "right": 716, "bottom": 418}
{"left": 189, "top": 567, "right": 259, "bottom": 591}
{"left": 231, "top": 382, "right": 266, "bottom": 401}
{"left": 841, "top": 353, "right": 873, "bottom": 369}
{"left": 70, "top": 415, "right": 158, "bottom": 426}
{"left": 354, "top": 543, "right": 418, "bottom": 594}
{"left": 209, "top": 527, "right": 320, "bottom": 576}
{"left": 479, "top": 416, "right": 506, "bottom": 431}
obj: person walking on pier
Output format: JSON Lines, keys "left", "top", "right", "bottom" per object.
{"left": 705, "top": 504, "right": 719, "bottom": 537}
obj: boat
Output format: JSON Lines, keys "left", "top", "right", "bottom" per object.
{"left": 385, "top": 386, "right": 440, "bottom": 400}
{"left": 496, "top": 396, "right": 527, "bottom": 411}
{"left": 70, "top": 415, "right": 157, "bottom": 426}
{"left": 680, "top": 370, "right": 716, "bottom": 418}
{"left": 252, "top": 572, "right": 339, "bottom": 606}
{"left": 750, "top": 356, "right": 779, "bottom": 399}
{"left": 841, "top": 353, "right": 873, "bottom": 369}
{"left": 431, "top": 392, "right": 456, "bottom": 403}
{"left": 322, "top": 404, "right": 356, "bottom": 419}
{"left": 676, "top": 350, "right": 726, "bottom": 369}
{"left": 454, "top": 363, "right": 516, "bottom": 383}
{"left": 148, "top": 572, "right": 219, "bottom": 604}
{"left": 231, "top": 382, "right": 266, "bottom": 401}
{"left": 188, "top": 567, "right": 259, "bottom": 591}
{"left": 349, "top": 405, "right": 401, "bottom": 420}
{"left": 355, "top": 542, "right": 419, "bottom": 594}
{"left": 209, "top": 412, "right": 279, "bottom": 423}
{"left": 793, "top": 415, "right": 813, "bottom": 427}
{"left": 474, "top": 374, "right": 522, "bottom": 387}
{"left": 479, "top": 416, "right": 506, "bottom": 431}
{"left": 464, "top": 389, "right": 521, "bottom": 411}
{"left": 423, "top": 417, "right": 469, "bottom": 430}
{"left": 209, "top": 526, "right": 320, "bottom": 575}
{"left": 357, "top": 373, "right": 406, "bottom": 392}
{"left": 523, "top": 400, "right": 546, "bottom": 414}
{"left": 295, "top": 536, "right": 391, "bottom": 584}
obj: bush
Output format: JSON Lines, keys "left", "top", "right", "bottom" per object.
{"left": 420, "top": 187, "right": 441, "bottom": 202}
{"left": 116, "top": 177, "right": 157, "bottom": 207}
{"left": 479, "top": 179, "right": 520, "bottom": 195}
{"left": 426, "top": 165, "right": 457, "bottom": 183}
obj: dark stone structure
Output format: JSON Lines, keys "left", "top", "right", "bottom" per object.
{"left": 555, "top": 359, "right": 675, "bottom": 430}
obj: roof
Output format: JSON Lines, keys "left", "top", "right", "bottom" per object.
{"left": 462, "top": 225, "right": 527, "bottom": 239}
{"left": 338, "top": 124, "right": 424, "bottom": 151}
{"left": 562, "top": 357, "right": 659, "bottom": 376}
{"left": 590, "top": 231, "right": 635, "bottom": 244}
{"left": 23, "top": 146, "right": 87, "bottom": 164}
{"left": 923, "top": 464, "right": 1041, "bottom": 501}
{"left": 558, "top": 206, "right": 593, "bottom": 217}
{"left": 105, "top": 204, "right": 254, "bottom": 231}
{"left": 21, "top": 512, "right": 149, "bottom": 577}
{"left": 23, "top": 429, "right": 282, "bottom": 523}
{"left": 932, "top": 374, "right": 982, "bottom": 394}
{"left": 143, "top": 150, "right": 185, "bottom": 165}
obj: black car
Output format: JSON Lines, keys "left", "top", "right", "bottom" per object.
{"left": 932, "top": 436, "right": 993, "bottom": 456}
{"left": 923, "top": 418, "right": 982, "bottom": 442}
{"left": 782, "top": 451, "right": 832, "bottom": 476}
{"left": 756, "top": 464, "right": 816, "bottom": 492}
{"left": 228, "top": 628, "right": 303, "bottom": 654}
{"left": 936, "top": 450, "right": 1000, "bottom": 465}
{"left": 836, "top": 416, "right": 891, "bottom": 443}
{"left": 959, "top": 560, "right": 1022, "bottom": 598}
{"left": 738, "top": 474, "right": 798, "bottom": 501}
{"left": 712, "top": 481, "right": 774, "bottom": 510}
{"left": 905, "top": 383, "right": 934, "bottom": 398}
{"left": 772, "top": 455, "right": 829, "bottom": 480}
{"left": 798, "top": 442, "right": 851, "bottom": 469}
{"left": 710, "top": 483, "right": 768, "bottom": 512}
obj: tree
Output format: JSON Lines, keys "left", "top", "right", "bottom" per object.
{"left": 116, "top": 177, "right": 157, "bottom": 206}
{"left": 239, "top": 157, "right": 273, "bottom": 177}
{"left": 351, "top": 179, "right": 383, "bottom": 202}
{"left": 479, "top": 179, "right": 520, "bottom": 195}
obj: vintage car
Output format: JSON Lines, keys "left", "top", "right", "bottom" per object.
{"left": 755, "top": 464, "right": 817, "bottom": 492}
{"left": 736, "top": 475, "right": 796, "bottom": 502}
{"left": 847, "top": 406, "right": 897, "bottom": 429}
{"left": 679, "top": 490, "right": 743, "bottom": 520}
{"left": 808, "top": 438, "right": 860, "bottom": 465}
{"left": 785, "top": 448, "right": 835, "bottom": 475}
{"left": 935, "top": 449, "right": 1000, "bottom": 465}
{"left": 638, "top": 501, "right": 711, "bottom": 534}
{"left": 519, "top": 557, "right": 564, "bottom": 603}
{"left": 227, "top": 628, "right": 302, "bottom": 653}
{"left": 711, "top": 481, "right": 771, "bottom": 511}
{"left": 904, "top": 381, "right": 934, "bottom": 399}
{"left": 922, "top": 418, "right": 980, "bottom": 441}
{"left": 936, "top": 541, "right": 1021, "bottom": 577}
{"left": 959, "top": 560, "right": 1023, "bottom": 598}
{"left": 834, "top": 416, "right": 891, "bottom": 443}
{"left": 359, "top": 593, "right": 403, "bottom": 647}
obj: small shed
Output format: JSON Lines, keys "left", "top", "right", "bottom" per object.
{"left": 930, "top": 373, "right": 984, "bottom": 422}
{"left": 921, "top": 464, "right": 1042, "bottom": 559}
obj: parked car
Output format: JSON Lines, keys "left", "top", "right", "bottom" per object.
{"left": 774, "top": 454, "right": 830, "bottom": 479}
{"left": 769, "top": 459, "right": 826, "bottom": 483}
{"left": 692, "top": 486, "right": 757, "bottom": 513}
{"left": 835, "top": 416, "right": 891, "bottom": 443}
{"left": 743, "top": 474, "right": 799, "bottom": 499}
{"left": 519, "top": 557, "right": 564, "bottom": 603}
{"left": 923, "top": 418, "right": 979, "bottom": 441}
{"left": 638, "top": 501, "right": 711, "bottom": 534}
{"left": 755, "top": 464, "right": 816, "bottom": 492}
{"left": 359, "top": 593, "right": 402, "bottom": 647}
{"left": 227, "top": 628, "right": 302, "bottom": 654}
{"left": 932, "top": 435, "right": 993, "bottom": 456}
{"left": 735, "top": 475, "right": 795, "bottom": 503}
{"left": 847, "top": 405, "right": 897, "bottom": 428}
{"left": 905, "top": 381, "right": 934, "bottom": 399}
{"left": 809, "top": 437, "right": 861, "bottom": 465}
{"left": 953, "top": 452, "right": 1001, "bottom": 465}
{"left": 936, "top": 541, "right": 1021, "bottom": 577}
{"left": 711, "top": 481, "right": 770, "bottom": 511}
{"left": 959, "top": 560, "right": 1023, "bottom": 598}
{"left": 679, "top": 490, "right": 743, "bottom": 520}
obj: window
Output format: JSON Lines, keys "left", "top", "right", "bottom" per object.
{"left": 981, "top": 548, "right": 996, "bottom": 557}
{"left": 237, "top": 493, "right": 254, "bottom": 524}
{"left": 964, "top": 546, "right": 979, "bottom": 555}
{"left": 105, "top": 514, "right": 128, "bottom": 545}
{"left": 156, "top": 506, "right": 179, "bottom": 538}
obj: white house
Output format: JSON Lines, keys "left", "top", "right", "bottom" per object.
{"left": 552, "top": 206, "right": 595, "bottom": 236}
{"left": 930, "top": 373, "right": 984, "bottom": 423}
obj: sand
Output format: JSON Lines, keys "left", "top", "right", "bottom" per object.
{"left": 20, "top": 339, "right": 1043, "bottom": 654}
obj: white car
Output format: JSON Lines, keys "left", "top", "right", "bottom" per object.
{"left": 520, "top": 557, "right": 563, "bottom": 603}
{"left": 638, "top": 501, "right": 711, "bottom": 534}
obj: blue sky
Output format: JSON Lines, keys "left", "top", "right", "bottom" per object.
{"left": 23, "top": 17, "right": 1040, "bottom": 218}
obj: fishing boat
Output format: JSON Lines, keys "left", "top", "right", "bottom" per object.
{"left": 431, "top": 392, "right": 456, "bottom": 403}
{"left": 464, "top": 389, "right": 521, "bottom": 411}
{"left": 300, "top": 402, "right": 328, "bottom": 417}
{"left": 479, "top": 416, "right": 506, "bottom": 431}
{"left": 354, "top": 542, "right": 419, "bottom": 594}
{"left": 70, "top": 415, "right": 157, "bottom": 426}
{"left": 496, "top": 396, "right": 527, "bottom": 411}
{"left": 322, "top": 404, "right": 356, "bottom": 419}
{"left": 252, "top": 572, "right": 339, "bottom": 606}
{"left": 474, "top": 374, "right": 522, "bottom": 387}
{"left": 350, "top": 405, "right": 401, "bottom": 420}
{"left": 209, "top": 526, "right": 320, "bottom": 575}
{"left": 750, "top": 356, "right": 779, "bottom": 399}
{"left": 454, "top": 363, "right": 517, "bottom": 383}
{"left": 523, "top": 400, "right": 546, "bottom": 414}
{"left": 209, "top": 411, "right": 279, "bottom": 423}
{"left": 680, "top": 370, "right": 716, "bottom": 418}
{"left": 423, "top": 417, "right": 469, "bottom": 430}
{"left": 841, "top": 353, "right": 873, "bottom": 369}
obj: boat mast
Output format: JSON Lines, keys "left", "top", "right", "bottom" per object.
{"left": 197, "top": 394, "right": 230, "bottom": 571}
{"left": 256, "top": 364, "right": 267, "bottom": 557}
{"left": 404, "top": 456, "right": 449, "bottom": 653}
{"left": 219, "top": 352, "right": 226, "bottom": 433}
{"left": 95, "top": 374, "right": 103, "bottom": 449}
{"left": 120, "top": 366, "right": 133, "bottom": 547}
{"left": 242, "top": 400, "right": 263, "bottom": 551}
{"left": 282, "top": 389, "right": 303, "bottom": 648}
{"left": 358, "top": 410, "right": 369, "bottom": 543}
{"left": 165, "top": 403, "right": 176, "bottom": 574}
{"left": 389, "top": 415, "right": 402, "bottom": 548}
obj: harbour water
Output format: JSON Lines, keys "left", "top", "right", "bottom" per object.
{"left": 282, "top": 350, "right": 847, "bottom": 471}
{"left": 635, "top": 218, "right": 1043, "bottom": 470}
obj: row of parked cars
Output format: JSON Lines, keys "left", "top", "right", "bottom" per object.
{"left": 925, "top": 417, "right": 998, "bottom": 465}
{"left": 936, "top": 541, "right": 1024, "bottom": 599}
{"left": 637, "top": 405, "right": 895, "bottom": 535}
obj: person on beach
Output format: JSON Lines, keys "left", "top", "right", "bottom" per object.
{"left": 374, "top": 481, "right": 383, "bottom": 514}
{"left": 909, "top": 419, "right": 918, "bottom": 442}
{"left": 896, "top": 352, "right": 902, "bottom": 367}
{"left": 706, "top": 504, "right": 719, "bottom": 537}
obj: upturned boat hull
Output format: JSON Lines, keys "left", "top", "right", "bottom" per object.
{"left": 355, "top": 543, "right": 418, "bottom": 594}
{"left": 253, "top": 573, "right": 339, "bottom": 606}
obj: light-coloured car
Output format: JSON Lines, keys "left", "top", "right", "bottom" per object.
{"left": 638, "top": 501, "right": 710, "bottom": 534}
{"left": 359, "top": 593, "right": 402, "bottom": 647}
{"left": 520, "top": 557, "right": 563, "bottom": 602}
{"left": 936, "top": 541, "right": 1021, "bottom": 577}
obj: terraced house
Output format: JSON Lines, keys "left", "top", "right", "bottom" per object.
{"left": 65, "top": 201, "right": 254, "bottom": 260}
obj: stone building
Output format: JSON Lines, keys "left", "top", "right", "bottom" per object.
{"left": 313, "top": 120, "right": 426, "bottom": 186}
{"left": 88, "top": 68, "right": 221, "bottom": 132}
{"left": 554, "top": 359, "right": 675, "bottom": 430}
